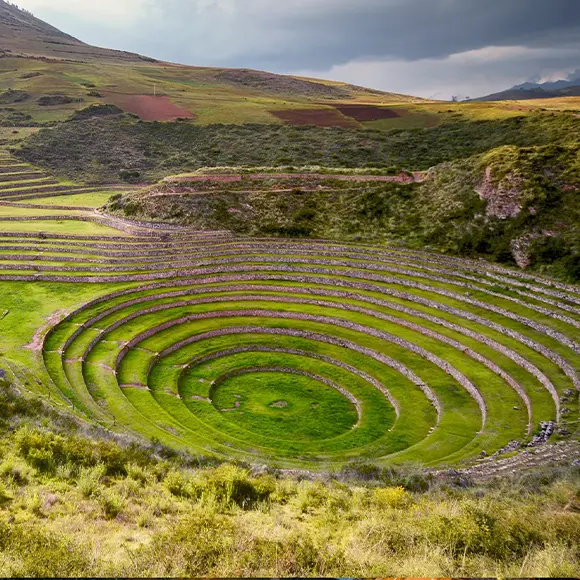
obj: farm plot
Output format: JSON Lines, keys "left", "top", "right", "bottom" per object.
{"left": 14, "top": 233, "right": 576, "bottom": 469}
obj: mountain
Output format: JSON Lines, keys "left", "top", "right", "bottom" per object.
{"left": 0, "top": 0, "right": 425, "bottom": 127}
{"left": 0, "top": 0, "right": 152, "bottom": 62}
{"left": 475, "top": 71, "right": 580, "bottom": 101}
{"left": 512, "top": 71, "right": 580, "bottom": 92}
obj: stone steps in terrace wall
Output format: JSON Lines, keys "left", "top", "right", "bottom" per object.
{"left": 72, "top": 288, "right": 541, "bottom": 429}
{"left": 0, "top": 172, "right": 44, "bottom": 183}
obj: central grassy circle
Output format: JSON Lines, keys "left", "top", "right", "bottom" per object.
{"left": 211, "top": 370, "right": 358, "bottom": 441}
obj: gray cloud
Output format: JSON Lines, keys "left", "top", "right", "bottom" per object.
{"left": 16, "top": 0, "right": 580, "bottom": 98}
{"left": 133, "top": 0, "right": 580, "bottom": 70}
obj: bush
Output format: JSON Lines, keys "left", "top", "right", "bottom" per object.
{"left": 373, "top": 486, "right": 412, "bottom": 509}
{"left": 164, "top": 469, "right": 194, "bottom": 498}
{"left": 119, "top": 170, "right": 141, "bottom": 183}
{"left": 98, "top": 489, "right": 126, "bottom": 520}
{"left": 196, "top": 464, "right": 271, "bottom": 509}
{"left": 132, "top": 509, "right": 235, "bottom": 576}
{"left": 0, "top": 519, "right": 93, "bottom": 576}
{"left": 14, "top": 425, "right": 148, "bottom": 477}
{"left": 77, "top": 465, "right": 105, "bottom": 498}
{"left": 0, "top": 482, "right": 12, "bottom": 506}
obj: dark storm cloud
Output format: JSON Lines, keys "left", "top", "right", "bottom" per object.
{"left": 139, "top": 0, "right": 580, "bottom": 71}
{"left": 18, "top": 0, "right": 580, "bottom": 98}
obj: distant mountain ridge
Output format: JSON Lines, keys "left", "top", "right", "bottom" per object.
{"left": 512, "top": 71, "right": 580, "bottom": 92}
{"left": 474, "top": 70, "right": 580, "bottom": 101}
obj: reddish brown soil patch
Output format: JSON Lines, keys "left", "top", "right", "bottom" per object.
{"left": 104, "top": 94, "right": 195, "bottom": 121}
{"left": 270, "top": 108, "right": 359, "bottom": 128}
{"left": 332, "top": 104, "right": 401, "bottom": 122}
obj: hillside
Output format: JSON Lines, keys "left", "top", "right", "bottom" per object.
{"left": 0, "top": 0, "right": 149, "bottom": 63}
{"left": 43, "top": 111, "right": 577, "bottom": 281}
{"left": 0, "top": 378, "right": 578, "bottom": 577}
{"left": 0, "top": 0, "right": 432, "bottom": 127}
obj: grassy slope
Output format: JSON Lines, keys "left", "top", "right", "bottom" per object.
{"left": 0, "top": 380, "right": 578, "bottom": 577}
{"left": 0, "top": 55, "right": 427, "bottom": 126}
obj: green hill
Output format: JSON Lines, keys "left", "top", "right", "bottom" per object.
{"left": 0, "top": 0, "right": 430, "bottom": 127}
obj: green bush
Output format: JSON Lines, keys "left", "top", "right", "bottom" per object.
{"left": 196, "top": 465, "right": 271, "bottom": 509}
{"left": 14, "top": 425, "right": 150, "bottom": 477}
{"left": 77, "top": 464, "right": 105, "bottom": 498}
{"left": 98, "top": 489, "right": 126, "bottom": 520}
{"left": 0, "top": 519, "right": 94, "bottom": 576}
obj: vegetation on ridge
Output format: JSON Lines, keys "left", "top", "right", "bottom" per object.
{"left": 15, "top": 111, "right": 580, "bottom": 183}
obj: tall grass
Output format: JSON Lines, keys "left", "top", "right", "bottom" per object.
{"left": 0, "top": 380, "right": 578, "bottom": 577}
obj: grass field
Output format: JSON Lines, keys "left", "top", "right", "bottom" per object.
{"left": 0, "top": 148, "right": 577, "bottom": 470}
{"left": 0, "top": 107, "right": 579, "bottom": 474}
{"left": 0, "top": 156, "right": 578, "bottom": 580}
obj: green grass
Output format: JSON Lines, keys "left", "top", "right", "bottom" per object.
{"left": 0, "top": 381, "right": 578, "bottom": 577}
{"left": 0, "top": 145, "right": 578, "bottom": 472}
{"left": 205, "top": 369, "right": 359, "bottom": 440}
{"left": 0, "top": 220, "right": 129, "bottom": 236}
{"left": 29, "top": 244, "right": 575, "bottom": 463}
{"left": 19, "top": 191, "right": 121, "bottom": 207}
{"left": 0, "top": 206, "right": 88, "bottom": 217}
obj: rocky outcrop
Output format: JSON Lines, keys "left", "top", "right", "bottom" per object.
{"left": 476, "top": 166, "right": 523, "bottom": 219}
{"left": 510, "top": 232, "right": 556, "bottom": 269}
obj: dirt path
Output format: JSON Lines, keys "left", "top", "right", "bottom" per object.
{"left": 25, "top": 309, "right": 69, "bottom": 351}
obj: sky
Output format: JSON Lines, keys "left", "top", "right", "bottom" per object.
{"left": 12, "top": 0, "right": 580, "bottom": 100}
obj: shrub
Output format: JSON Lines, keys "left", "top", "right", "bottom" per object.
{"left": 77, "top": 465, "right": 105, "bottom": 498}
{"left": 373, "top": 486, "right": 412, "bottom": 509}
{"left": 0, "top": 519, "right": 93, "bottom": 576}
{"left": 132, "top": 509, "right": 234, "bottom": 576}
{"left": 98, "top": 489, "right": 126, "bottom": 520}
{"left": 126, "top": 462, "right": 149, "bottom": 485}
{"left": 0, "top": 482, "right": 12, "bottom": 505}
{"left": 164, "top": 469, "right": 194, "bottom": 498}
{"left": 119, "top": 170, "right": 141, "bottom": 183}
{"left": 0, "top": 457, "right": 31, "bottom": 485}
{"left": 197, "top": 465, "right": 270, "bottom": 509}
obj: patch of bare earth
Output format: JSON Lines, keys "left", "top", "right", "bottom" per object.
{"left": 270, "top": 108, "right": 360, "bottom": 128}
{"left": 104, "top": 94, "right": 195, "bottom": 121}
{"left": 25, "top": 309, "right": 70, "bottom": 351}
{"left": 332, "top": 104, "right": 401, "bottom": 122}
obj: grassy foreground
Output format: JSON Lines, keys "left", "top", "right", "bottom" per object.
{"left": 0, "top": 379, "right": 578, "bottom": 578}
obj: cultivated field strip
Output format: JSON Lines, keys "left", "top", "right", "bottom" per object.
{"left": 0, "top": 154, "right": 129, "bottom": 206}
{"left": 33, "top": 232, "right": 579, "bottom": 468}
